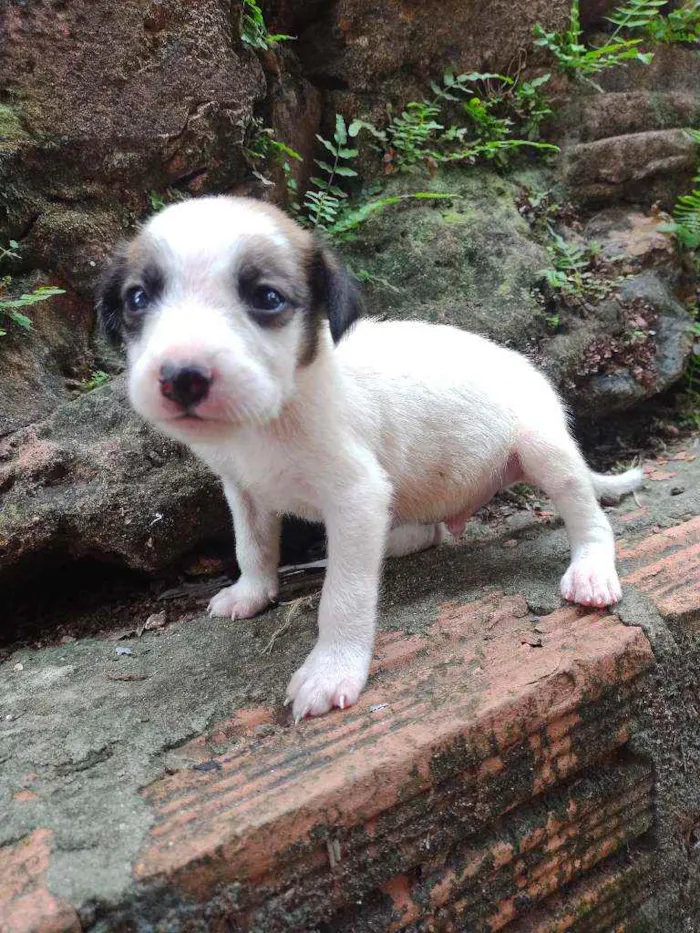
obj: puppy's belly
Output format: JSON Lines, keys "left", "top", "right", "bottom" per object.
{"left": 391, "top": 453, "right": 522, "bottom": 529}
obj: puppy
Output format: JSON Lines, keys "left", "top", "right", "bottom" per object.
{"left": 97, "top": 195, "right": 642, "bottom": 719}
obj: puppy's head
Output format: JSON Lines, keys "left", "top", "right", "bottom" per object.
{"left": 96, "top": 196, "right": 360, "bottom": 443}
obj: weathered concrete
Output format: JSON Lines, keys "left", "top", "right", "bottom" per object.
{"left": 1, "top": 440, "right": 700, "bottom": 930}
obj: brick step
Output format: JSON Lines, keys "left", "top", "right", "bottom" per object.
{"left": 509, "top": 848, "right": 656, "bottom": 933}
{"left": 6, "top": 512, "right": 700, "bottom": 933}
{"left": 326, "top": 758, "right": 654, "bottom": 931}
{"left": 121, "top": 598, "right": 653, "bottom": 931}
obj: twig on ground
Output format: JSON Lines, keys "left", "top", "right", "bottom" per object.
{"left": 260, "top": 594, "right": 317, "bottom": 656}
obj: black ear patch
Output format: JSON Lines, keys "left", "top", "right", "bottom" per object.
{"left": 94, "top": 246, "right": 128, "bottom": 346}
{"left": 309, "top": 246, "right": 362, "bottom": 344}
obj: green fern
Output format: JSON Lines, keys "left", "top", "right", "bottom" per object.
{"left": 0, "top": 240, "right": 66, "bottom": 337}
{"left": 647, "top": 2, "right": 700, "bottom": 42}
{"left": 534, "top": 0, "right": 654, "bottom": 90}
{"left": 660, "top": 130, "right": 700, "bottom": 250}
{"left": 669, "top": 184, "right": 700, "bottom": 249}
{"left": 240, "top": 0, "right": 293, "bottom": 50}
{"left": 298, "top": 115, "right": 359, "bottom": 230}
{"left": 611, "top": 0, "right": 700, "bottom": 42}
{"left": 539, "top": 231, "right": 607, "bottom": 298}
{"left": 327, "top": 192, "right": 455, "bottom": 238}
{"left": 0, "top": 283, "right": 66, "bottom": 336}
{"left": 349, "top": 70, "right": 557, "bottom": 174}
{"left": 607, "top": 0, "right": 666, "bottom": 37}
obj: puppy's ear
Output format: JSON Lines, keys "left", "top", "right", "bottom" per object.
{"left": 308, "top": 245, "right": 362, "bottom": 343}
{"left": 94, "top": 246, "right": 127, "bottom": 346}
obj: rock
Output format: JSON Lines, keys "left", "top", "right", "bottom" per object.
{"left": 553, "top": 47, "right": 700, "bottom": 144}
{"left": 554, "top": 47, "right": 700, "bottom": 207}
{"left": 3, "top": 462, "right": 700, "bottom": 929}
{"left": 583, "top": 206, "right": 679, "bottom": 282}
{"left": 264, "top": 48, "right": 323, "bottom": 201}
{"left": 339, "top": 168, "right": 550, "bottom": 349}
{"left": 544, "top": 271, "right": 693, "bottom": 417}
{"left": 579, "top": 0, "right": 619, "bottom": 26}
{"left": 561, "top": 128, "right": 698, "bottom": 209}
{"left": 0, "top": 1, "right": 266, "bottom": 258}
{"left": 339, "top": 171, "right": 692, "bottom": 419}
{"left": 0, "top": 0, "right": 268, "bottom": 447}
{"left": 0, "top": 378, "right": 228, "bottom": 585}
{"left": 0, "top": 281, "right": 95, "bottom": 437}
{"left": 270, "top": 0, "right": 571, "bottom": 120}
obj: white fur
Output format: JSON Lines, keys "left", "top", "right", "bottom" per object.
{"left": 119, "top": 197, "right": 642, "bottom": 720}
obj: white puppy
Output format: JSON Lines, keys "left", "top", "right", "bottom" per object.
{"left": 97, "top": 195, "right": 642, "bottom": 719}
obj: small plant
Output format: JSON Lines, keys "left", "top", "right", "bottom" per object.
{"left": 296, "top": 116, "right": 455, "bottom": 236}
{"left": 0, "top": 239, "right": 20, "bottom": 263}
{"left": 533, "top": 0, "right": 654, "bottom": 90}
{"left": 328, "top": 191, "right": 455, "bottom": 239}
{"left": 148, "top": 188, "right": 188, "bottom": 213}
{"left": 539, "top": 230, "right": 610, "bottom": 300}
{"left": 240, "top": 0, "right": 293, "bottom": 50}
{"left": 511, "top": 74, "right": 555, "bottom": 140}
{"left": 0, "top": 282, "right": 66, "bottom": 336}
{"left": 78, "top": 370, "right": 110, "bottom": 392}
{"left": 610, "top": 0, "right": 700, "bottom": 42}
{"left": 661, "top": 131, "right": 700, "bottom": 250}
{"left": 0, "top": 239, "right": 66, "bottom": 337}
{"left": 298, "top": 114, "right": 359, "bottom": 230}
{"left": 606, "top": 0, "right": 667, "bottom": 36}
{"left": 244, "top": 118, "right": 303, "bottom": 192}
{"left": 667, "top": 183, "right": 700, "bottom": 250}
{"left": 350, "top": 71, "right": 557, "bottom": 175}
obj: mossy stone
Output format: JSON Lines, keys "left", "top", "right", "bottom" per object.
{"left": 339, "top": 167, "right": 550, "bottom": 348}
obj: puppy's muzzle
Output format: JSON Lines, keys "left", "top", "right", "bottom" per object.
{"left": 159, "top": 363, "right": 212, "bottom": 410}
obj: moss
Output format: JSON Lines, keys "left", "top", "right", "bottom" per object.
{"left": 649, "top": 92, "right": 681, "bottom": 130}
{"left": 0, "top": 104, "right": 29, "bottom": 148}
{"left": 340, "top": 166, "right": 551, "bottom": 348}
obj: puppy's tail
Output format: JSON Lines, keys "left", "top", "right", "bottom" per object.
{"left": 590, "top": 466, "right": 644, "bottom": 501}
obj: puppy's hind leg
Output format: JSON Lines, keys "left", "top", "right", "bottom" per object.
{"left": 386, "top": 523, "right": 445, "bottom": 558}
{"left": 516, "top": 427, "right": 622, "bottom": 607}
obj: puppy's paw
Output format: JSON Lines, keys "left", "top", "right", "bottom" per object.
{"left": 560, "top": 557, "right": 622, "bottom": 608}
{"left": 208, "top": 578, "right": 277, "bottom": 621}
{"left": 285, "top": 644, "right": 371, "bottom": 720}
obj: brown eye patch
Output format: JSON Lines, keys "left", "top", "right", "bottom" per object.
{"left": 121, "top": 264, "right": 165, "bottom": 334}
{"left": 237, "top": 245, "right": 307, "bottom": 329}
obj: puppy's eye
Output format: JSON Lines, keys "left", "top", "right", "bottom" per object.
{"left": 251, "top": 286, "right": 286, "bottom": 313}
{"left": 124, "top": 286, "right": 150, "bottom": 317}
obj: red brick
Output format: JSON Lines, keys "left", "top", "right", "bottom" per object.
{"left": 0, "top": 831, "right": 79, "bottom": 933}
{"left": 507, "top": 850, "right": 655, "bottom": 932}
{"left": 134, "top": 593, "right": 653, "bottom": 929}
{"left": 0, "top": 891, "right": 80, "bottom": 933}
{"left": 621, "top": 516, "right": 700, "bottom": 620}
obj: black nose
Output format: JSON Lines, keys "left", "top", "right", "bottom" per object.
{"left": 159, "top": 364, "right": 211, "bottom": 409}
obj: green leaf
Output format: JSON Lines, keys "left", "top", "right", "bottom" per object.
{"left": 337, "top": 147, "right": 359, "bottom": 158}
{"left": 334, "top": 165, "right": 359, "bottom": 176}
{"left": 7, "top": 309, "right": 33, "bottom": 330}
{"left": 314, "top": 159, "right": 336, "bottom": 175}
{"left": 348, "top": 119, "right": 386, "bottom": 141}
{"left": 334, "top": 114, "right": 348, "bottom": 146}
{"left": 316, "top": 135, "right": 339, "bottom": 156}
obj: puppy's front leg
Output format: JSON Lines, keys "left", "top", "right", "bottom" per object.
{"left": 286, "top": 467, "right": 392, "bottom": 719}
{"left": 208, "top": 482, "right": 281, "bottom": 621}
